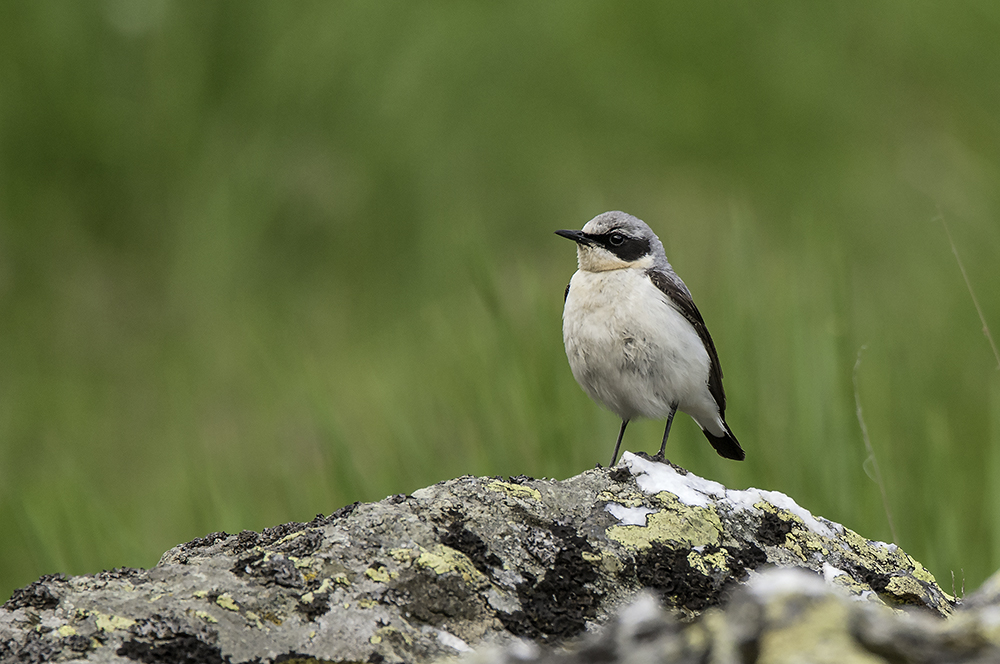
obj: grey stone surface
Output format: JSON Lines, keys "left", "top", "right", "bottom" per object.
{"left": 0, "top": 453, "right": 961, "bottom": 663}
{"left": 473, "top": 568, "right": 1000, "bottom": 664}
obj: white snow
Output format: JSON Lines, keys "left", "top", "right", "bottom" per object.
{"left": 822, "top": 562, "right": 846, "bottom": 583}
{"left": 619, "top": 453, "right": 835, "bottom": 538}
{"left": 616, "top": 592, "right": 663, "bottom": 633}
{"left": 605, "top": 503, "right": 657, "bottom": 526}
{"left": 870, "top": 540, "right": 898, "bottom": 553}
{"left": 435, "top": 629, "right": 472, "bottom": 652}
{"left": 624, "top": 455, "right": 727, "bottom": 507}
{"left": 747, "top": 567, "right": 830, "bottom": 599}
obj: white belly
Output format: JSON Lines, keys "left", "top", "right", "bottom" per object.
{"left": 562, "top": 269, "right": 722, "bottom": 430}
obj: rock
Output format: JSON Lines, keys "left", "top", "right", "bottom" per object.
{"left": 0, "top": 453, "right": 963, "bottom": 663}
{"left": 474, "top": 568, "right": 1000, "bottom": 664}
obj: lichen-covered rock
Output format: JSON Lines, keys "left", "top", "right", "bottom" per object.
{"left": 0, "top": 453, "right": 957, "bottom": 663}
{"left": 474, "top": 568, "right": 1000, "bottom": 664}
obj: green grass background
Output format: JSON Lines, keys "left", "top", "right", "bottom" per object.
{"left": 2, "top": 2, "right": 999, "bottom": 602}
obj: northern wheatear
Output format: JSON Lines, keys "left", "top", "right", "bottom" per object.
{"left": 557, "top": 211, "right": 744, "bottom": 466}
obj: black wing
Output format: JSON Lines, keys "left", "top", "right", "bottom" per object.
{"left": 564, "top": 283, "right": 571, "bottom": 302}
{"left": 646, "top": 269, "right": 726, "bottom": 413}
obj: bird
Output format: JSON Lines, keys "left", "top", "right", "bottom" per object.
{"left": 556, "top": 211, "right": 745, "bottom": 467}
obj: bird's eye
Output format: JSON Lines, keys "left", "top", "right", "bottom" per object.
{"left": 608, "top": 232, "right": 625, "bottom": 246}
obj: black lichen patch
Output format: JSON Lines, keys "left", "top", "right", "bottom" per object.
{"left": 63, "top": 633, "right": 92, "bottom": 653}
{"left": 295, "top": 591, "right": 332, "bottom": 621}
{"left": 632, "top": 542, "right": 759, "bottom": 612}
{"left": 439, "top": 521, "right": 502, "bottom": 576}
{"left": 302, "top": 504, "right": 359, "bottom": 528}
{"left": 117, "top": 635, "right": 229, "bottom": 664}
{"left": 278, "top": 529, "right": 325, "bottom": 557}
{"left": 95, "top": 567, "right": 143, "bottom": 583}
{"left": 232, "top": 552, "right": 304, "bottom": 588}
{"left": 273, "top": 652, "right": 339, "bottom": 663}
{"left": 228, "top": 521, "right": 320, "bottom": 556}
{"left": 231, "top": 550, "right": 266, "bottom": 578}
{"left": 2, "top": 574, "right": 66, "bottom": 610}
{"left": 231, "top": 530, "right": 266, "bottom": 555}
{"left": 183, "top": 532, "right": 230, "bottom": 551}
{"left": 330, "top": 501, "right": 360, "bottom": 520}
{"left": 0, "top": 627, "right": 57, "bottom": 664}
{"left": 391, "top": 570, "right": 483, "bottom": 625}
{"left": 122, "top": 615, "right": 226, "bottom": 664}
{"left": 634, "top": 542, "right": 719, "bottom": 611}
{"left": 497, "top": 523, "right": 601, "bottom": 643}
{"left": 507, "top": 475, "right": 535, "bottom": 484}
{"left": 260, "top": 522, "right": 311, "bottom": 546}
{"left": 609, "top": 466, "right": 633, "bottom": 484}
{"left": 860, "top": 568, "right": 892, "bottom": 594}
{"left": 756, "top": 511, "right": 794, "bottom": 547}
{"left": 859, "top": 569, "right": 929, "bottom": 608}
{"left": 725, "top": 543, "right": 768, "bottom": 578}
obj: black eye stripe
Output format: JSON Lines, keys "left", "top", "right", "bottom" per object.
{"left": 586, "top": 231, "right": 650, "bottom": 262}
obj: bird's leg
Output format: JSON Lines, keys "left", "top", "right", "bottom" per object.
{"left": 609, "top": 419, "right": 629, "bottom": 466}
{"left": 653, "top": 405, "right": 679, "bottom": 462}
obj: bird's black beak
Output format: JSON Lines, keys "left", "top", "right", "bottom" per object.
{"left": 555, "top": 229, "right": 592, "bottom": 245}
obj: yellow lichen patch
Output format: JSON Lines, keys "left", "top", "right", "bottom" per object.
{"left": 597, "top": 490, "right": 645, "bottom": 507}
{"left": 365, "top": 566, "right": 393, "bottom": 583}
{"left": 194, "top": 611, "right": 218, "bottom": 624}
{"left": 57, "top": 625, "right": 77, "bottom": 638}
{"left": 216, "top": 593, "right": 240, "bottom": 611}
{"left": 94, "top": 612, "right": 136, "bottom": 632}
{"left": 785, "top": 540, "right": 807, "bottom": 562}
{"left": 841, "top": 529, "right": 877, "bottom": 558}
{"left": 830, "top": 573, "right": 869, "bottom": 596}
{"left": 245, "top": 611, "right": 265, "bottom": 630}
{"left": 884, "top": 576, "right": 926, "bottom": 600}
{"left": 193, "top": 590, "right": 209, "bottom": 599}
{"left": 299, "top": 578, "right": 333, "bottom": 602}
{"left": 259, "top": 611, "right": 283, "bottom": 626}
{"left": 333, "top": 573, "right": 351, "bottom": 586}
{"left": 293, "top": 556, "right": 315, "bottom": 569}
{"left": 277, "top": 531, "right": 305, "bottom": 546}
{"left": 687, "top": 549, "right": 729, "bottom": 576}
{"left": 802, "top": 538, "right": 829, "bottom": 555}
{"left": 581, "top": 549, "right": 623, "bottom": 574}
{"left": 486, "top": 480, "right": 541, "bottom": 502}
{"left": 416, "top": 545, "right": 487, "bottom": 585}
{"left": 607, "top": 507, "right": 721, "bottom": 551}
{"left": 910, "top": 559, "right": 938, "bottom": 585}
{"left": 358, "top": 598, "right": 378, "bottom": 609}
{"left": 390, "top": 548, "right": 415, "bottom": 563}
{"left": 370, "top": 625, "right": 412, "bottom": 647}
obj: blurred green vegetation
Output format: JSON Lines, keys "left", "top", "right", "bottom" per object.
{"left": 2, "top": 2, "right": 999, "bottom": 602}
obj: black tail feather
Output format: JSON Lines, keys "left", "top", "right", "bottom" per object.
{"left": 704, "top": 426, "right": 745, "bottom": 461}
